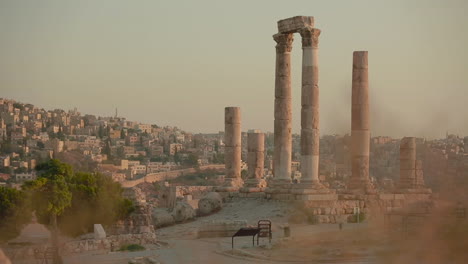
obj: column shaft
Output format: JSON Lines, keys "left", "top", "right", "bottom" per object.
{"left": 300, "top": 27, "right": 321, "bottom": 185}
{"left": 399, "top": 137, "right": 416, "bottom": 188}
{"left": 273, "top": 33, "right": 293, "bottom": 183}
{"left": 349, "top": 51, "right": 373, "bottom": 191}
{"left": 224, "top": 107, "right": 242, "bottom": 187}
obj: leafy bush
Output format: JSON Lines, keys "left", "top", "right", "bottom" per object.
{"left": 349, "top": 212, "right": 366, "bottom": 223}
{"left": 24, "top": 159, "right": 135, "bottom": 237}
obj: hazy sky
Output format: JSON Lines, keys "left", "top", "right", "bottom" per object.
{"left": 1, "top": 0, "right": 467, "bottom": 138}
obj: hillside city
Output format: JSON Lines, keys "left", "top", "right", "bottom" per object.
{"left": 1, "top": 97, "right": 467, "bottom": 193}
{"left": 1, "top": 3, "right": 467, "bottom": 262}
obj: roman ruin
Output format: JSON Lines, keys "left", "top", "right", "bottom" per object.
{"left": 267, "top": 16, "right": 330, "bottom": 196}
{"left": 219, "top": 106, "right": 243, "bottom": 191}
{"left": 399, "top": 137, "right": 417, "bottom": 188}
{"left": 240, "top": 131, "right": 266, "bottom": 191}
{"left": 8, "top": 10, "right": 467, "bottom": 264}
{"left": 398, "top": 137, "right": 430, "bottom": 193}
{"left": 271, "top": 30, "right": 293, "bottom": 189}
{"left": 347, "top": 51, "right": 374, "bottom": 193}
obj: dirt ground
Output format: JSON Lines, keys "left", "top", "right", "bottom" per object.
{"left": 4, "top": 198, "right": 468, "bottom": 264}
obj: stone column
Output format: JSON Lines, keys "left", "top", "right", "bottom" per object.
{"left": 399, "top": 137, "right": 416, "bottom": 188}
{"left": 242, "top": 132, "right": 266, "bottom": 190}
{"left": 223, "top": 107, "right": 243, "bottom": 189}
{"left": 348, "top": 51, "right": 373, "bottom": 192}
{"left": 272, "top": 33, "right": 293, "bottom": 186}
{"left": 415, "top": 160, "right": 425, "bottom": 187}
{"left": 299, "top": 27, "right": 324, "bottom": 189}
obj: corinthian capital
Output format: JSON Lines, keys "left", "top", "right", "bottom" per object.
{"left": 273, "top": 33, "right": 294, "bottom": 53}
{"left": 299, "top": 27, "right": 321, "bottom": 48}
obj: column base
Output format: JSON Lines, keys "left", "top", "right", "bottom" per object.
{"left": 238, "top": 192, "right": 267, "bottom": 198}
{"left": 395, "top": 187, "right": 432, "bottom": 194}
{"left": 265, "top": 178, "right": 292, "bottom": 194}
{"left": 291, "top": 186, "right": 334, "bottom": 195}
{"left": 216, "top": 178, "right": 244, "bottom": 192}
{"left": 345, "top": 178, "right": 376, "bottom": 194}
{"left": 239, "top": 187, "right": 265, "bottom": 193}
{"left": 242, "top": 178, "right": 267, "bottom": 189}
{"left": 291, "top": 180, "right": 333, "bottom": 194}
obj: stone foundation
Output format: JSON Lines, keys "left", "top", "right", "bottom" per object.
{"left": 238, "top": 191, "right": 267, "bottom": 198}
{"left": 63, "top": 232, "right": 157, "bottom": 254}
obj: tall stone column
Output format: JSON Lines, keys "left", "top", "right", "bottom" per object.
{"left": 223, "top": 107, "right": 243, "bottom": 189}
{"left": 348, "top": 51, "right": 374, "bottom": 192}
{"left": 298, "top": 27, "right": 324, "bottom": 188}
{"left": 241, "top": 132, "right": 266, "bottom": 191}
{"left": 272, "top": 33, "right": 293, "bottom": 186}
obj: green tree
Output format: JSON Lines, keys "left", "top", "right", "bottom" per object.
{"left": 0, "top": 186, "right": 31, "bottom": 242}
{"left": 23, "top": 159, "right": 73, "bottom": 264}
{"left": 23, "top": 160, "right": 134, "bottom": 242}
{"left": 58, "top": 172, "right": 134, "bottom": 236}
{"left": 184, "top": 153, "right": 199, "bottom": 167}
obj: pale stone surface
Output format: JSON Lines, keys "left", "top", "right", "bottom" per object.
{"left": 198, "top": 192, "right": 223, "bottom": 216}
{"left": 94, "top": 224, "right": 106, "bottom": 239}
{"left": 277, "top": 16, "right": 314, "bottom": 33}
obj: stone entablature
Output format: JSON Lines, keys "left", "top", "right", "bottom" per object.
{"left": 277, "top": 16, "right": 314, "bottom": 33}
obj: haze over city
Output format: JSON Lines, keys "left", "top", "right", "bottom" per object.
{"left": 2, "top": 1, "right": 468, "bottom": 264}
{"left": 1, "top": 0, "right": 467, "bottom": 138}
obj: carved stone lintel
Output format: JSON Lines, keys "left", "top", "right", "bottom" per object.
{"left": 273, "top": 33, "right": 294, "bottom": 53}
{"left": 299, "top": 27, "right": 321, "bottom": 48}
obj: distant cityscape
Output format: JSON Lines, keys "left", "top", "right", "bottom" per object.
{"left": 0, "top": 97, "right": 466, "bottom": 192}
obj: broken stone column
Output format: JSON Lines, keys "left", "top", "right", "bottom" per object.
{"left": 398, "top": 137, "right": 428, "bottom": 192}
{"left": 298, "top": 26, "right": 325, "bottom": 190}
{"left": 221, "top": 107, "right": 243, "bottom": 190}
{"left": 347, "top": 51, "right": 374, "bottom": 192}
{"left": 464, "top": 136, "right": 468, "bottom": 153}
{"left": 399, "top": 137, "right": 417, "bottom": 188}
{"left": 172, "top": 201, "right": 196, "bottom": 223}
{"left": 241, "top": 132, "right": 266, "bottom": 191}
{"left": 415, "top": 160, "right": 425, "bottom": 187}
{"left": 272, "top": 32, "right": 294, "bottom": 188}
{"left": 198, "top": 192, "right": 223, "bottom": 216}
